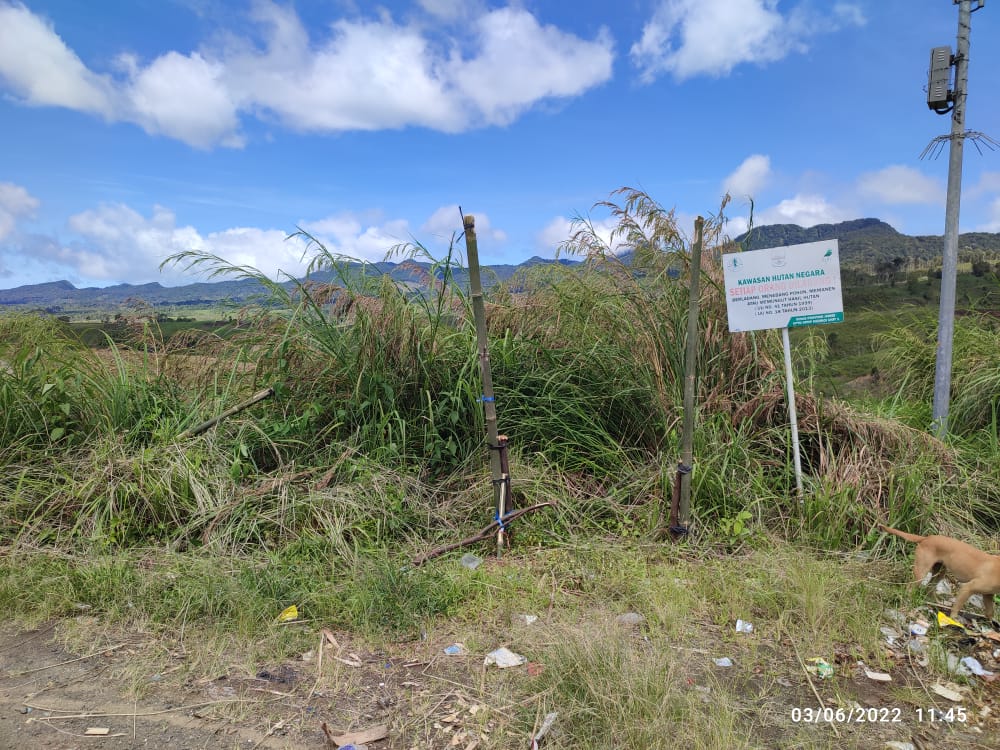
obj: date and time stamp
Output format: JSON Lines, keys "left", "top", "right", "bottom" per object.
{"left": 790, "top": 706, "right": 968, "bottom": 724}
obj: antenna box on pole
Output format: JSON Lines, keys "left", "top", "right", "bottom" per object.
{"left": 927, "top": 46, "right": 953, "bottom": 110}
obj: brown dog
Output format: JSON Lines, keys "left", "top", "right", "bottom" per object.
{"left": 880, "top": 524, "right": 1000, "bottom": 620}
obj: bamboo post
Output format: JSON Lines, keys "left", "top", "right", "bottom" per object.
{"left": 673, "top": 216, "right": 704, "bottom": 539}
{"left": 176, "top": 387, "right": 274, "bottom": 439}
{"left": 463, "top": 215, "right": 507, "bottom": 557}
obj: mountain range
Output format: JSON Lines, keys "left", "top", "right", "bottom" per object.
{"left": 3, "top": 219, "right": 999, "bottom": 312}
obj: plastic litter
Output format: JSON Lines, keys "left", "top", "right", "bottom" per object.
{"left": 530, "top": 711, "right": 558, "bottom": 749}
{"left": 947, "top": 653, "right": 971, "bottom": 676}
{"left": 884, "top": 742, "right": 916, "bottom": 750}
{"left": 883, "top": 608, "right": 907, "bottom": 626}
{"left": 713, "top": 657, "right": 734, "bottom": 667}
{"left": 864, "top": 667, "right": 892, "bottom": 682}
{"left": 936, "top": 611, "right": 964, "bottom": 629}
{"left": 460, "top": 553, "right": 483, "bottom": 570}
{"left": 960, "top": 656, "right": 994, "bottom": 677}
{"left": 443, "top": 643, "right": 466, "bottom": 656}
{"left": 735, "top": 619, "right": 754, "bottom": 634}
{"left": 484, "top": 647, "right": 527, "bottom": 668}
{"left": 930, "top": 682, "right": 964, "bottom": 702}
{"left": 908, "top": 621, "right": 928, "bottom": 636}
{"left": 276, "top": 604, "right": 298, "bottom": 622}
{"left": 880, "top": 626, "right": 901, "bottom": 645}
{"left": 513, "top": 614, "right": 539, "bottom": 626}
{"left": 934, "top": 579, "right": 953, "bottom": 595}
{"left": 805, "top": 658, "right": 833, "bottom": 679}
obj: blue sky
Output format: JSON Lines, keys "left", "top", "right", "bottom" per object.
{"left": 1, "top": 0, "right": 998, "bottom": 289}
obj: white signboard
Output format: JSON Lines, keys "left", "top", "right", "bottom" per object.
{"left": 722, "top": 239, "right": 843, "bottom": 333}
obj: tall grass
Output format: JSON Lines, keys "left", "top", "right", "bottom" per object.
{"left": 2, "top": 187, "right": 996, "bottom": 561}
{"left": 874, "top": 311, "right": 1000, "bottom": 435}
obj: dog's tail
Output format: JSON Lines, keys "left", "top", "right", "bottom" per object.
{"left": 878, "top": 524, "right": 926, "bottom": 543}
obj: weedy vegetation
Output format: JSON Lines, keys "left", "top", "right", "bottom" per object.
{"left": 2, "top": 188, "right": 999, "bottom": 747}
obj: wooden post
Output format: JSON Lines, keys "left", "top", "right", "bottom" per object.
{"left": 675, "top": 216, "right": 704, "bottom": 538}
{"left": 463, "top": 215, "right": 507, "bottom": 557}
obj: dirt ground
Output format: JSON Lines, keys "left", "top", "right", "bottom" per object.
{"left": 2, "top": 614, "right": 999, "bottom": 750}
{"left": 0, "top": 620, "right": 493, "bottom": 750}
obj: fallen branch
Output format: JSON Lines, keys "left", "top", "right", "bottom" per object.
{"left": 8, "top": 644, "right": 126, "bottom": 676}
{"left": 177, "top": 387, "right": 274, "bottom": 439}
{"left": 411, "top": 502, "right": 555, "bottom": 566}
{"left": 23, "top": 697, "right": 279, "bottom": 721}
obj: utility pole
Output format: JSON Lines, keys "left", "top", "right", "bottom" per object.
{"left": 929, "top": 0, "right": 983, "bottom": 438}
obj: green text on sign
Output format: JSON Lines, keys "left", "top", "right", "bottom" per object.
{"left": 787, "top": 312, "right": 844, "bottom": 328}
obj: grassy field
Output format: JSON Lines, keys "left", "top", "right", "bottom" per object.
{"left": 2, "top": 190, "right": 999, "bottom": 748}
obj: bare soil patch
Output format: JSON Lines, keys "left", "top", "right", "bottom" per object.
{"left": 2, "top": 612, "right": 999, "bottom": 749}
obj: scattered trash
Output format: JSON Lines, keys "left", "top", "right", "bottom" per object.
{"left": 805, "top": 658, "right": 833, "bottom": 679}
{"left": 883, "top": 609, "right": 907, "bottom": 626}
{"left": 935, "top": 579, "right": 954, "bottom": 595}
{"left": 864, "top": 667, "right": 892, "bottom": 682}
{"left": 333, "top": 654, "right": 363, "bottom": 668}
{"left": 513, "top": 614, "right": 539, "bottom": 626}
{"left": 930, "top": 682, "right": 965, "bottom": 702}
{"left": 484, "top": 647, "right": 527, "bottom": 668}
{"left": 905, "top": 639, "right": 926, "bottom": 654}
{"left": 444, "top": 643, "right": 467, "bottom": 656}
{"left": 936, "top": 611, "right": 964, "bottom": 629}
{"left": 84, "top": 728, "right": 110, "bottom": 736}
{"left": 880, "top": 626, "right": 901, "bottom": 646}
{"left": 909, "top": 621, "right": 928, "bottom": 636}
{"left": 615, "top": 612, "right": 645, "bottom": 626}
{"left": 276, "top": 604, "right": 299, "bottom": 622}
{"left": 530, "top": 712, "right": 558, "bottom": 749}
{"left": 713, "top": 657, "right": 734, "bottom": 667}
{"left": 884, "top": 742, "right": 916, "bottom": 750}
{"left": 946, "top": 653, "right": 971, "bottom": 676}
{"left": 735, "top": 619, "right": 754, "bottom": 634}
{"left": 301, "top": 649, "right": 316, "bottom": 662}
{"left": 337, "top": 745, "right": 367, "bottom": 750}
{"left": 460, "top": 553, "right": 483, "bottom": 570}
{"left": 960, "top": 656, "right": 994, "bottom": 677}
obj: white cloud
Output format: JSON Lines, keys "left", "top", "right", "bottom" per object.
{"left": 723, "top": 154, "right": 771, "bottom": 198}
{"left": 120, "top": 51, "right": 243, "bottom": 149}
{"left": 299, "top": 212, "right": 415, "bottom": 263}
{"left": 447, "top": 8, "right": 614, "bottom": 125}
{"left": 421, "top": 204, "right": 507, "bottom": 244}
{"left": 0, "top": 2, "right": 115, "bottom": 115}
{"left": 857, "top": 166, "right": 944, "bottom": 205}
{"left": 0, "top": 181, "right": 40, "bottom": 240}
{"left": 979, "top": 197, "right": 1000, "bottom": 232}
{"left": 537, "top": 215, "right": 624, "bottom": 255}
{"left": 0, "top": 1, "right": 614, "bottom": 148}
{"left": 969, "top": 171, "right": 1000, "bottom": 199}
{"left": 31, "top": 202, "right": 311, "bottom": 284}
{"left": 724, "top": 215, "right": 750, "bottom": 239}
{"left": 759, "top": 193, "right": 853, "bottom": 227}
{"left": 417, "top": 0, "right": 482, "bottom": 21}
{"left": 631, "top": 0, "right": 865, "bottom": 83}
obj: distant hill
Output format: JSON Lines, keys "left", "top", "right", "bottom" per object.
{"left": 0, "top": 257, "right": 550, "bottom": 312}
{"left": 735, "top": 218, "right": 1000, "bottom": 264}
{"left": 3, "top": 218, "right": 1000, "bottom": 312}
